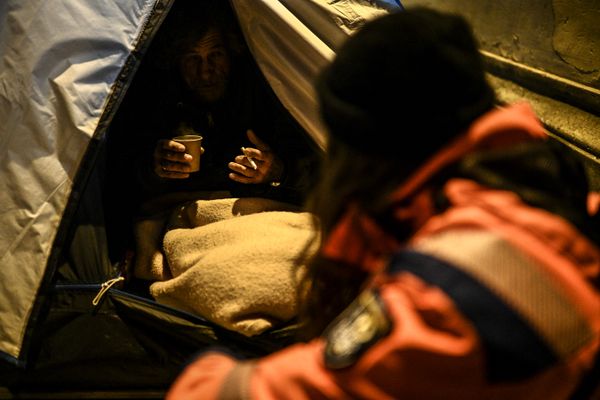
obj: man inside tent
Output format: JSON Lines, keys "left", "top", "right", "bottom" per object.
{"left": 108, "top": 0, "right": 320, "bottom": 217}
{"left": 106, "top": 0, "right": 321, "bottom": 257}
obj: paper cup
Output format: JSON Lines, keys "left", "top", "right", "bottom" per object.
{"left": 172, "top": 134, "right": 203, "bottom": 172}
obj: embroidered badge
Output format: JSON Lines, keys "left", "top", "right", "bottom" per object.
{"left": 324, "top": 289, "right": 391, "bottom": 369}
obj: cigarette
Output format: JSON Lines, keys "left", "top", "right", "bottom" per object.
{"left": 241, "top": 147, "right": 258, "bottom": 170}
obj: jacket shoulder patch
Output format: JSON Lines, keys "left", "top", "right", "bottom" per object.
{"left": 324, "top": 289, "right": 391, "bottom": 369}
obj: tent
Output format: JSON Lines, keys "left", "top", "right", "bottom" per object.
{"left": 0, "top": 0, "right": 401, "bottom": 396}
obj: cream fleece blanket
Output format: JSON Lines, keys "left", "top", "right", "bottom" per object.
{"left": 133, "top": 197, "right": 318, "bottom": 337}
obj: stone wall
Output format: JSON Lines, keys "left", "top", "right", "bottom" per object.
{"left": 400, "top": 0, "right": 600, "bottom": 189}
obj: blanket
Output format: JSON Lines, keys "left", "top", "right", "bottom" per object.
{"left": 133, "top": 197, "right": 318, "bottom": 337}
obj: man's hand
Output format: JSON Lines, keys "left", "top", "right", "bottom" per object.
{"left": 153, "top": 139, "right": 203, "bottom": 179}
{"left": 228, "top": 129, "right": 283, "bottom": 184}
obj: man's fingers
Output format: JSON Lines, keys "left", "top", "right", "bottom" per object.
{"left": 163, "top": 152, "right": 192, "bottom": 162}
{"left": 155, "top": 140, "right": 191, "bottom": 161}
{"left": 228, "top": 172, "right": 255, "bottom": 184}
{"left": 228, "top": 161, "right": 258, "bottom": 177}
{"left": 158, "top": 140, "right": 190, "bottom": 161}
{"left": 161, "top": 140, "right": 187, "bottom": 152}
{"left": 152, "top": 139, "right": 195, "bottom": 179}
{"left": 240, "top": 147, "right": 262, "bottom": 161}
{"left": 234, "top": 155, "right": 258, "bottom": 170}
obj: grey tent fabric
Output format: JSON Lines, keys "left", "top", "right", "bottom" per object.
{"left": 0, "top": 0, "right": 161, "bottom": 362}
{"left": 232, "top": 0, "right": 392, "bottom": 149}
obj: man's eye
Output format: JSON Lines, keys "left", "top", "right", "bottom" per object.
{"left": 182, "top": 55, "right": 202, "bottom": 68}
{"left": 209, "top": 50, "right": 227, "bottom": 61}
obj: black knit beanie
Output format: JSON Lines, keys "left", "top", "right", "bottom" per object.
{"left": 317, "top": 7, "right": 496, "bottom": 160}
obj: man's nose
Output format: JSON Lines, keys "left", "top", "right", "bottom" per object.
{"left": 199, "top": 59, "right": 215, "bottom": 80}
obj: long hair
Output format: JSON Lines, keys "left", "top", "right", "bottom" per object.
{"left": 297, "top": 137, "right": 414, "bottom": 339}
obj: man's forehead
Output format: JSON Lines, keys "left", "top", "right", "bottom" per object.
{"left": 189, "top": 29, "right": 226, "bottom": 52}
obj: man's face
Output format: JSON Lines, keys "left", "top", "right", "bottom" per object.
{"left": 180, "top": 29, "right": 231, "bottom": 103}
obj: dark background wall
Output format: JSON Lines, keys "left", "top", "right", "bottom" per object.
{"left": 401, "top": 0, "right": 600, "bottom": 189}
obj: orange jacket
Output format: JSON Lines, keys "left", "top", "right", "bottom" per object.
{"left": 166, "top": 103, "right": 600, "bottom": 399}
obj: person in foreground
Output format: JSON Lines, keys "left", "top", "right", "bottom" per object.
{"left": 166, "top": 7, "right": 600, "bottom": 400}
